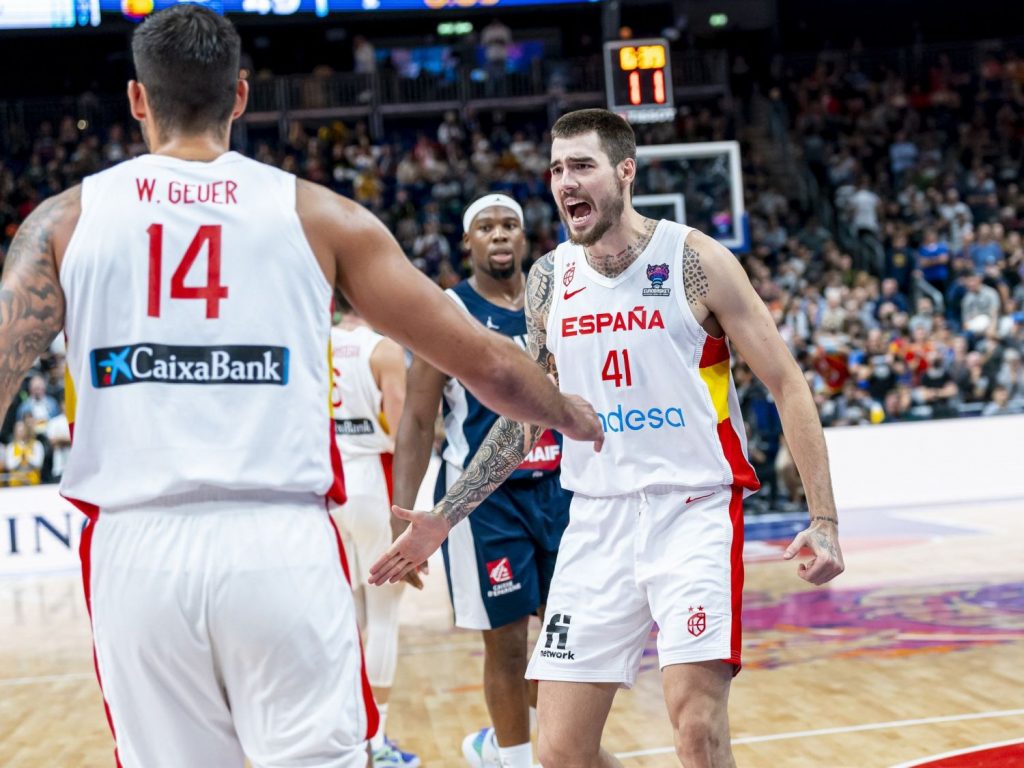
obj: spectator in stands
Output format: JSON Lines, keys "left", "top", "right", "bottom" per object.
{"left": 961, "top": 273, "right": 1002, "bottom": 333}
{"left": 995, "top": 347, "right": 1024, "bottom": 400}
{"left": 877, "top": 277, "right": 909, "bottom": 317}
{"left": 889, "top": 131, "right": 919, "bottom": 187}
{"left": 956, "top": 351, "right": 993, "bottom": 406}
{"left": 970, "top": 223, "right": 1004, "bottom": 271}
{"left": 16, "top": 375, "right": 59, "bottom": 435}
{"left": 411, "top": 220, "right": 451, "bottom": 275}
{"left": 916, "top": 350, "right": 959, "bottom": 418}
{"left": 45, "top": 397, "right": 71, "bottom": 482}
{"left": 918, "top": 227, "right": 951, "bottom": 294}
{"left": 437, "top": 111, "right": 465, "bottom": 146}
{"left": 982, "top": 385, "right": 1022, "bottom": 416}
{"left": 848, "top": 176, "right": 882, "bottom": 238}
{"left": 939, "top": 188, "right": 972, "bottom": 231}
{"left": 481, "top": 18, "right": 512, "bottom": 96}
{"left": 5, "top": 420, "right": 44, "bottom": 486}
{"left": 353, "top": 36, "right": 376, "bottom": 76}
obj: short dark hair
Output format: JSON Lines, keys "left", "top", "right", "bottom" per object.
{"left": 551, "top": 109, "right": 636, "bottom": 167}
{"left": 132, "top": 4, "right": 241, "bottom": 135}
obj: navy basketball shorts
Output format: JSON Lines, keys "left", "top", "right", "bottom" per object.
{"left": 437, "top": 461, "right": 570, "bottom": 630}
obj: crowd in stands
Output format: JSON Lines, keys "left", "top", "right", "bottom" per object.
{"left": 0, "top": 41, "right": 1021, "bottom": 498}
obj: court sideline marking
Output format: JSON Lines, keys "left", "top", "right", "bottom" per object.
{"left": 888, "top": 737, "right": 1024, "bottom": 768}
{"left": 613, "top": 708, "right": 1024, "bottom": 758}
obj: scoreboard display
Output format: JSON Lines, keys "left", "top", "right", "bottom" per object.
{"left": 603, "top": 38, "right": 675, "bottom": 124}
{"left": 104, "top": 0, "right": 596, "bottom": 18}
{"left": 0, "top": 0, "right": 597, "bottom": 27}
{"left": 0, "top": 0, "right": 99, "bottom": 28}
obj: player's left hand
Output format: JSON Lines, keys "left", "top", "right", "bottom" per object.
{"left": 369, "top": 505, "right": 450, "bottom": 586}
{"left": 783, "top": 517, "right": 845, "bottom": 585}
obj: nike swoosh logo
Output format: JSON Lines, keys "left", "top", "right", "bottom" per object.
{"left": 563, "top": 287, "right": 587, "bottom": 300}
{"left": 685, "top": 493, "right": 715, "bottom": 504}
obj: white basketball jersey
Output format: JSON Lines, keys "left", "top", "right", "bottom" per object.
{"left": 59, "top": 152, "right": 344, "bottom": 509}
{"left": 330, "top": 324, "right": 394, "bottom": 458}
{"left": 547, "top": 220, "right": 759, "bottom": 497}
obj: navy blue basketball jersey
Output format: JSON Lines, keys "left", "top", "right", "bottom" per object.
{"left": 441, "top": 281, "right": 562, "bottom": 480}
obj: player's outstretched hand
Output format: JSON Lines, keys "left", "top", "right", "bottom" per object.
{"left": 369, "top": 505, "right": 450, "bottom": 586}
{"left": 402, "top": 562, "right": 428, "bottom": 590}
{"left": 782, "top": 518, "right": 844, "bottom": 585}
{"left": 560, "top": 393, "right": 604, "bottom": 452}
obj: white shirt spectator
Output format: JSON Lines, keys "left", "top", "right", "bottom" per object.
{"left": 46, "top": 411, "right": 72, "bottom": 480}
{"left": 849, "top": 187, "right": 881, "bottom": 233}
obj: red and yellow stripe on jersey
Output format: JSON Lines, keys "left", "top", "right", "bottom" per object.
{"left": 698, "top": 335, "right": 760, "bottom": 492}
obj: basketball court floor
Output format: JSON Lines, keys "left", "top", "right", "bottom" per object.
{"left": 2, "top": 493, "right": 1022, "bottom": 767}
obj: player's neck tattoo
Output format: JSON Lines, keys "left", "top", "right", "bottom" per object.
{"left": 584, "top": 217, "right": 658, "bottom": 278}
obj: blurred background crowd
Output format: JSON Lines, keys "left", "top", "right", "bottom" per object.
{"left": 0, "top": 0, "right": 1020, "bottom": 504}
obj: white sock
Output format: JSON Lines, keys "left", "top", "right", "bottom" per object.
{"left": 496, "top": 741, "right": 532, "bottom": 768}
{"left": 370, "top": 703, "right": 388, "bottom": 751}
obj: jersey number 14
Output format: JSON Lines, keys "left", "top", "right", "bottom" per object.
{"left": 147, "top": 224, "right": 229, "bottom": 319}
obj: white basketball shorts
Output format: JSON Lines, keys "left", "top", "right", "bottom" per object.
{"left": 526, "top": 485, "right": 744, "bottom": 688}
{"left": 81, "top": 489, "right": 377, "bottom": 768}
{"left": 332, "top": 453, "right": 394, "bottom": 589}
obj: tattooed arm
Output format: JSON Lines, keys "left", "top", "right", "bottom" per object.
{"left": 433, "top": 254, "right": 559, "bottom": 528}
{"left": 684, "top": 229, "right": 844, "bottom": 586}
{"left": 0, "top": 187, "right": 78, "bottom": 411}
{"left": 369, "top": 253, "right": 598, "bottom": 585}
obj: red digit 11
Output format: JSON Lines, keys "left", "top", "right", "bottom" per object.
{"left": 147, "top": 223, "right": 229, "bottom": 319}
{"left": 601, "top": 349, "right": 633, "bottom": 388}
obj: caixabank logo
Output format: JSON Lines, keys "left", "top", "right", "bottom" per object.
{"left": 90, "top": 344, "right": 289, "bottom": 388}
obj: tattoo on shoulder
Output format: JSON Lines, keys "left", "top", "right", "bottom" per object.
{"left": 683, "top": 243, "right": 709, "bottom": 305}
{"left": 0, "top": 186, "right": 75, "bottom": 403}
{"left": 526, "top": 251, "right": 557, "bottom": 386}
{"left": 526, "top": 251, "right": 555, "bottom": 319}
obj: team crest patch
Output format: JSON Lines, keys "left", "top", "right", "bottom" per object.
{"left": 563, "top": 261, "right": 576, "bottom": 287}
{"left": 487, "top": 557, "right": 513, "bottom": 585}
{"left": 687, "top": 605, "right": 707, "bottom": 637}
{"left": 486, "top": 557, "right": 522, "bottom": 598}
{"left": 643, "top": 264, "right": 671, "bottom": 296}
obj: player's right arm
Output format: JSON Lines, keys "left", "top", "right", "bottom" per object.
{"left": 297, "top": 182, "right": 601, "bottom": 444}
{"left": 369, "top": 254, "right": 600, "bottom": 586}
{"left": 0, "top": 188, "right": 79, "bottom": 413}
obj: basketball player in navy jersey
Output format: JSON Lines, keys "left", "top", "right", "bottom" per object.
{"left": 392, "top": 194, "right": 570, "bottom": 768}
{"left": 0, "top": 7, "right": 601, "bottom": 767}
{"left": 373, "top": 109, "right": 844, "bottom": 768}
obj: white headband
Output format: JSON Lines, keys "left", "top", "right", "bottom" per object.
{"left": 462, "top": 194, "right": 524, "bottom": 233}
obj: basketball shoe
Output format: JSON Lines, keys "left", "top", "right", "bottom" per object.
{"left": 462, "top": 726, "right": 501, "bottom": 768}
{"left": 373, "top": 737, "right": 421, "bottom": 768}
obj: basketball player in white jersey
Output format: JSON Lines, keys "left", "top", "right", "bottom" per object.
{"left": 330, "top": 298, "right": 419, "bottom": 768}
{"left": 0, "top": 8, "right": 601, "bottom": 768}
{"left": 372, "top": 108, "right": 844, "bottom": 768}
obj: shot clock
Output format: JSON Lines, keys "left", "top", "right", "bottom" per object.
{"left": 603, "top": 38, "right": 675, "bottom": 124}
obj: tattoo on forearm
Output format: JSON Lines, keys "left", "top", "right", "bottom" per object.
{"left": 585, "top": 217, "right": 658, "bottom": 278}
{"left": 437, "top": 417, "right": 530, "bottom": 528}
{"left": 683, "top": 243, "right": 709, "bottom": 304}
{"left": 0, "top": 188, "right": 74, "bottom": 408}
{"left": 438, "top": 253, "right": 559, "bottom": 527}
{"left": 812, "top": 516, "right": 838, "bottom": 525}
